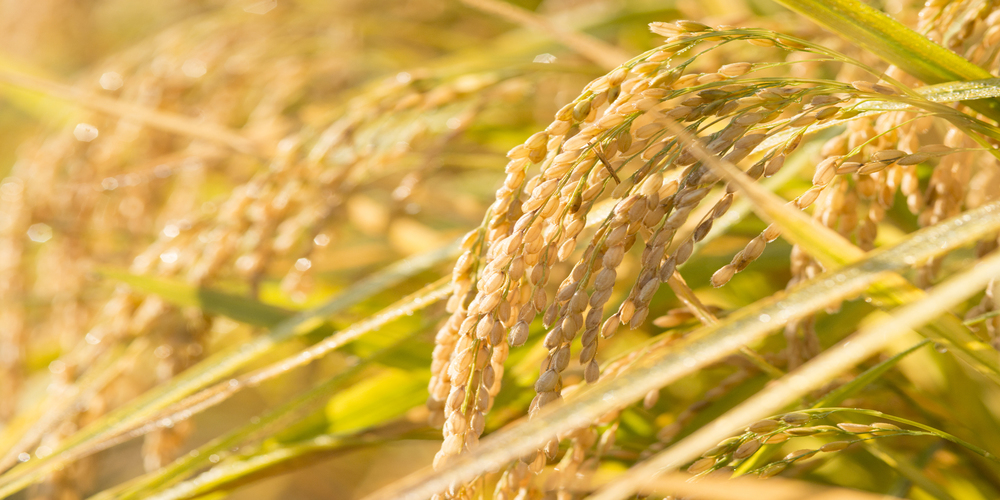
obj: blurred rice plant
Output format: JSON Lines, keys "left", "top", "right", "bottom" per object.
{"left": 4, "top": 0, "right": 1000, "bottom": 499}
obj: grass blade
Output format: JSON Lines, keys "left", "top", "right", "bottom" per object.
{"left": 92, "top": 330, "right": 430, "bottom": 500}
{"left": 731, "top": 339, "right": 932, "bottom": 475}
{"left": 142, "top": 436, "right": 375, "bottom": 500}
{"left": 95, "top": 279, "right": 448, "bottom": 458}
{"left": 97, "top": 267, "right": 294, "bottom": 327}
{"left": 921, "top": 78, "right": 1000, "bottom": 103}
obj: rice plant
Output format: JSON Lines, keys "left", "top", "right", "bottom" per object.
{"left": 4, "top": 0, "right": 1000, "bottom": 499}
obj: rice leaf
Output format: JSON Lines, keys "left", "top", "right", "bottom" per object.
{"left": 921, "top": 78, "right": 1000, "bottom": 103}
{"left": 326, "top": 368, "right": 430, "bottom": 435}
{"left": 731, "top": 339, "right": 933, "bottom": 479}
{"left": 963, "top": 309, "right": 1000, "bottom": 326}
{"left": 97, "top": 267, "right": 294, "bottom": 327}
{"left": 142, "top": 436, "right": 371, "bottom": 500}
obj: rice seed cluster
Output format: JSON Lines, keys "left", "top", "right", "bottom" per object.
{"left": 687, "top": 412, "right": 911, "bottom": 479}
{"left": 424, "top": 19, "right": 964, "bottom": 497}
{"left": 925, "top": 0, "right": 1000, "bottom": 341}
{"left": 776, "top": 0, "right": 1000, "bottom": 368}
{"left": 425, "top": 12, "right": 1000, "bottom": 495}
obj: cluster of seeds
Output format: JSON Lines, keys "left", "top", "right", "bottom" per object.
{"left": 422, "top": 10, "right": 1000, "bottom": 494}
{"left": 687, "top": 411, "right": 913, "bottom": 479}
{"left": 426, "top": 18, "right": 986, "bottom": 497}
{"left": 770, "top": 6, "right": 1000, "bottom": 363}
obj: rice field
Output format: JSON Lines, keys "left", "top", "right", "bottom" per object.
{"left": 3, "top": 0, "right": 1000, "bottom": 499}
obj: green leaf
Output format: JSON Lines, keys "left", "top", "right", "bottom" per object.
{"left": 97, "top": 267, "right": 294, "bottom": 327}
{"left": 807, "top": 408, "right": 999, "bottom": 463}
{"left": 618, "top": 470, "right": 939, "bottom": 500}
{"left": 732, "top": 340, "right": 932, "bottom": 477}
{"left": 326, "top": 368, "right": 430, "bottom": 434}
{"left": 139, "top": 435, "right": 378, "bottom": 500}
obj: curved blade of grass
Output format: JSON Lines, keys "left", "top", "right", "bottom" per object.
{"left": 0, "top": 243, "right": 457, "bottom": 499}
{"left": 869, "top": 288, "right": 1000, "bottom": 384}
{"left": 361, "top": 200, "right": 1000, "bottom": 500}
{"left": 97, "top": 267, "right": 294, "bottom": 327}
{"left": 769, "top": 0, "right": 1000, "bottom": 121}
{"left": 0, "top": 269, "right": 295, "bottom": 472}
{"left": 141, "top": 436, "right": 379, "bottom": 500}
{"left": 145, "top": 436, "right": 374, "bottom": 500}
{"left": 589, "top": 248, "right": 1000, "bottom": 500}
{"left": 0, "top": 339, "right": 148, "bottom": 473}
{"left": 731, "top": 337, "right": 932, "bottom": 473}
{"left": 138, "top": 430, "right": 430, "bottom": 500}
{"left": 734, "top": 339, "right": 937, "bottom": 487}
{"left": 963, "top": 309, "right": 1000, "bottom": 326}
{"left": 759, "top": 76, "right": 1000, "bottom": 152}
